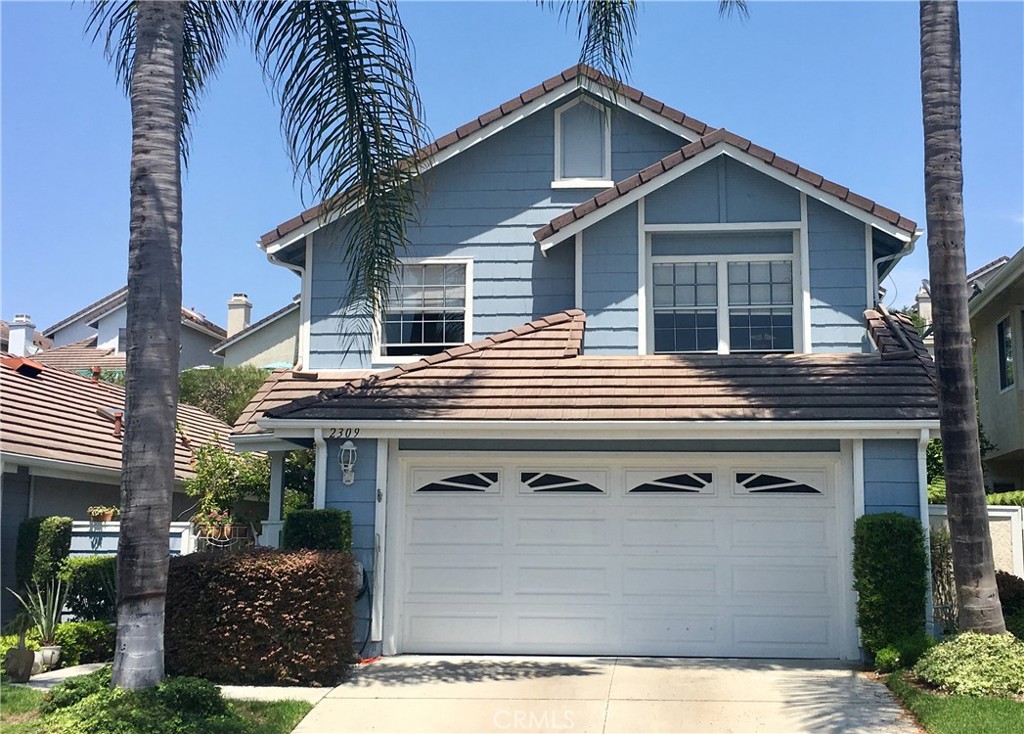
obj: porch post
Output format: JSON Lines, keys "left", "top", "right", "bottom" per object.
{"left": 268, "top": 450, "right": 286, "bottom": 523}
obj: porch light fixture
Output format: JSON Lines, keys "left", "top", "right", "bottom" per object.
{"left": 339, "top": 440, "right": 358, "bottom": 485}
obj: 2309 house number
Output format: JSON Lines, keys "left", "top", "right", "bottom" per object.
{"left": 327, "top": 428, "right": 360, "bottom": 439}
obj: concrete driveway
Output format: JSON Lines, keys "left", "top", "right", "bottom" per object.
{"left": 292, "top": 656, "right": 920, "bottom": 734}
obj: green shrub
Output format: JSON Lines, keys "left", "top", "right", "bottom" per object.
{"left": 16, "top": 516, "right": 72, "bottom": 588}
{"left": 282, "top": 508, "right": 352, "bottom": 552}
{"left": 53, "top": 621, "right": 115, "bottom": 666}
{"left": 853, "top": 513, "right": 929, "bottom": 658}
{"left": 874, "top": 646, "right": 901, "bottom": 673}
{"left": 927, "top": 477, "right": 946, "bottom": 504}
{"left": 996, "top": 571, "right": 1024, "bottom": 616}
{"left": 912, "top": 632, "right": 1024, "bottom": 697}
{"left": 42, "top": 667, "right": 243, "bottom": 734}
{"left": 61, "top": 555, "right": 117, "bottom": 621}
{"left": 986, "top": 490, "right": 1024, "bottom": 507}
{"left": 872, "top": 630, "right": 935, "bottom": 673}
{"left": 42, "top": 666, "right": 111, "bottom": 713}
{"left": 165, "top": 549, "right": 357, "bottom": 685}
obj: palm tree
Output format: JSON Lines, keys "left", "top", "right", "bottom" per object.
{"left": 88, "top": 0, "right": 662, "bottom": 691}
{"left": 920, "top": 1, "right": 1004, "bottom": 634}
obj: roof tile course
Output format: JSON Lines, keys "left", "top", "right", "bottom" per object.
{"left": 32, "top": 337, "right": 127, "bottom": 372}
{"left": 229, "top": 310, "right": 937, "bottom": 432}
{"left": 1, "top": 358, "right": 232, "bottom": 479}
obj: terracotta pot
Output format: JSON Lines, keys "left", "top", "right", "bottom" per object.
{"left": 93, "top": 512, "right": 115, "bottom": 522}
{"left": 221, "top": 524, "right": 233, "bottom": 540}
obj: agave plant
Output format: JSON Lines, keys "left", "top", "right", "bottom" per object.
{"left": 9, "top": 579, "right": 66, "bottom": 645}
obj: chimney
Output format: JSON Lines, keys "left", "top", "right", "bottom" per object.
{"left": 915, "top": 281, "right": 932, "bottom": 325}
{"left": 8, "top": 314, "right": 35, "bottom": 357}
{"left": 226, "top": 293, "right": 252, "bottom": 338}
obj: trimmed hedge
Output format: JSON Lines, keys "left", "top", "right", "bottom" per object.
{"left": 282, "top": 509, "right": 352, "bottom": 552}
{"left": 996, "top": 571, "right": 1024, "bottom": 616}
{"left": 61, "top": 555, "right": 117, "bottom": 621}
{"left": 853, "top": 513, "right": 929, "bottom": 658}
{"left": 53, "top": 621, "right": 115, "bottom": 666}
{"left": 16, "top": 516, "right": 72, "bottom": 588}
{"left": 165, "top": 549, "right": 357, "bottom": 685}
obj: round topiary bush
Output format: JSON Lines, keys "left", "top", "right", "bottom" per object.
{"left": 912, "top": 631, "right": 1024, "bottom": 697}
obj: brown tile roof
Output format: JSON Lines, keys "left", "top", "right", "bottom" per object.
{"left": 249, "top": 310, "right": 937, "bottom": 426}
{"left": 233, "top": 367, "right": 370, "bottom": 435}
{"left": 0, "top": 357, "right": 232, "bottom": 479}
{"left": 534, "top": 129, "right": 918, "bottom": 244}
{"left": 258, "top": 65, "right": 714, "bottom": 248}
{"left": 42, "top": 286, "right": 226, "bottom": 339}
{"left": 32, "top": 337, "right": 127, "bottom": 372}
{"left": 0, "top": 321, "right": 52, "bottom": 352}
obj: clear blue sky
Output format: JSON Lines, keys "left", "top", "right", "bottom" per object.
{"left": 2, "top": 1, "right": 1022, "bottom": 332}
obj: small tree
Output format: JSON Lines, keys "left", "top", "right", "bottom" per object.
{"left": 178, "top": 366, "right": 268, "bottom": 425}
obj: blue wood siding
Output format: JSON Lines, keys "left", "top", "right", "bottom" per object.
{"left": 863, "top": 440, "right": 921, "bottom": 518}
{"left": 308, "top": 95, "right": 687, "bottom": 369}
{"left": 651, "top": 231, "right": 794, "bottom": 257}
{"left": 324, "top": 438, "right": 378, "bottom": 643}
{"left": 807, "top": 198, "right": 870, "bottom": 353}
{"left": 645, "top": 157, "right": 800, "bottom": 225}
{"left": 581, "top": 203, "right": 639, "bottom": 353}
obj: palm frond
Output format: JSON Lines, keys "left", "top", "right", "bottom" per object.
{"left": 247, "top": 1, "right": 426, "bottom": 317}
{"left": 86, "top": 0, "right": 241, "bottom": 164}
{"left": 544, "top": 1, "right": 638, "bottom": 82}
{"left": 718, "top": 1, "right": 750, "bottom": 20}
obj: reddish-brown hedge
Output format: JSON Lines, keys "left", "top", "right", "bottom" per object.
{"left": 165, "top": 549, "right": 356, "bottom": 685}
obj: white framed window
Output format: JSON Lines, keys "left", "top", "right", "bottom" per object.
{"left": 651, "top": 255, "right": 796, "bottom": 354}
{"left": 997, "top": 315, "right": 1014, "bottom": 391}
{"left": 377, "top": 258, "right": 473, "bottom": 360}
{"left": 553, "top": 96, "right": 612, "bottom": 188}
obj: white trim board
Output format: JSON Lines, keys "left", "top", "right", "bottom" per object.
{"left": 263, "top": 82, "right": 703, "bottom": 254}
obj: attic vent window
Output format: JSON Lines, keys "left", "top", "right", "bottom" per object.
{"left": 553, "top": 97, "right": 611, "bottom": 187}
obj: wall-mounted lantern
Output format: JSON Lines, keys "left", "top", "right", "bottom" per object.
{"left": 339, "top": 440, "right": 358, "bottom": 486}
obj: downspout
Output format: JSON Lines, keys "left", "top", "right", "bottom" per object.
{"left": 313, "top": 428, "right": 327, "bottom": 509}
{"left": 871, "top": 228, "right": 923, "bottom": 306}
{"left": 918, "top": 427, "right": 935, "bottom": 635}
{"left": 265, "top": 249, "right": 309, "bottom": 370}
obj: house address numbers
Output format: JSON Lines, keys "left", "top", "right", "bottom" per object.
{"left": 327, "top": 428, "right": 360, "bottom": 439}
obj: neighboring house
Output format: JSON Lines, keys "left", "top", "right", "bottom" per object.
{"left": 914, "top": 256, "right": 1010, "bottom": 353}
{"left": 0, "top": 316, "right": 52, "bottom": 355}
{"left": 0, "top": 355, "right": 236, "bottom": 621}
{"left": 210, "top": 293, "right": 300, "bottom": 369}
{"left": 970, "top": 247, "right": 1024, "bottom": 489}
{"left": 235, "top": 66, "right": 937, "bottom": 661}
{"left": 33, "top": 286, "right": 226, "bottom": 372}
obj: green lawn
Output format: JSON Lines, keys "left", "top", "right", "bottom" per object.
{"left": 887, "top": 673, "right": 1024, "bottom": 734}
{"left": 0, "top": 682, "right": 312, "bottom": 734}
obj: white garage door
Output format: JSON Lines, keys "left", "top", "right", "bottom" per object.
{"left": 395, "top": 456, "right": 843, "bottom": 658}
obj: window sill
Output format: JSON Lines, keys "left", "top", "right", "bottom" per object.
{"left": 551, "top": 179, "right": 615, "bottom": 190}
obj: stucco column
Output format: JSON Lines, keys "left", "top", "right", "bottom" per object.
{"left": 268, "top": 451, "right": 286, "bottom": 523}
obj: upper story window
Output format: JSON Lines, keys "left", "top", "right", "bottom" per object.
{"left": 652, "top": 257, "right": 795, "bottom": 354}
{"left": 380, "top": 261, "right": 471, "bottom": 358}
{"left": 554, "top": 97, "right": 611, "bottom": 187}
{"left": 998, "top": 316, "right": 1014, "bottom": 390}
{"left": 117, "top": 327, "right": 127, "bottom": 353}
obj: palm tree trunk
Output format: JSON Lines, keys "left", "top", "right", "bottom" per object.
{"left": 113, "top": 0, "right": 185, "bottom": 689}
{"left": 920, "top": 0, "right": 1004, "bottom": 634}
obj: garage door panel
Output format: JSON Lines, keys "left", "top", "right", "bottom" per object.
{"left": 398, "top": 455, "right": 843, "bottom": 658}
{"left": 408, "top": 515, "right": 502, "bottom": 547}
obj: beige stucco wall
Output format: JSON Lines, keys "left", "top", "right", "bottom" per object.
{"left": 930, "top": 506, "right": 1023, "bottom": 576}
{"left": 222, "top": 309, "right": 298, "bottom": 368}
{"left": 972, "top": 276, "right": 1024, "bottom": 486}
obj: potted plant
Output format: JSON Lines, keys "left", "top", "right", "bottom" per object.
{"left": 194, "top": 508, "right": 232, "bottom": 539}
{"left": 87, "top": 505, "right": 119, "bottom": 522}
{"left": 10, "top": 579, "right": 66, "bottom": 671}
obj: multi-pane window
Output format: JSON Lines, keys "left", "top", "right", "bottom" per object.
{"left": 998, "top": 317, "right": 1014, "bottom": 390}
{"left": 652, "top": 262, "right": 718, "bottom": 352}
{"left": 728, "top": 261, "right": 794, "bottom": 352}
{"left": 651, "top": 258, "right": 796, "bottom": 354}
{"left": 381, "top": 263, "right": 467, "bottom": 357}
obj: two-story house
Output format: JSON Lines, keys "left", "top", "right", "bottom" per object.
{"left": 234, "top": 67, "right": 937, "bottom": 661}
{"left": 34, "top": 287, "right": 226, "bottom": 373}
{"left": 971, "top": 247, "right": 1023, "bottom": 490}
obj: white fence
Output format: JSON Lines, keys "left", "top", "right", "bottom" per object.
{"left": 70, "top": 521, "right": 197, "bottom": 557}
{"left": 929, "top": 505, "right": 1024, "bottom": 577}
